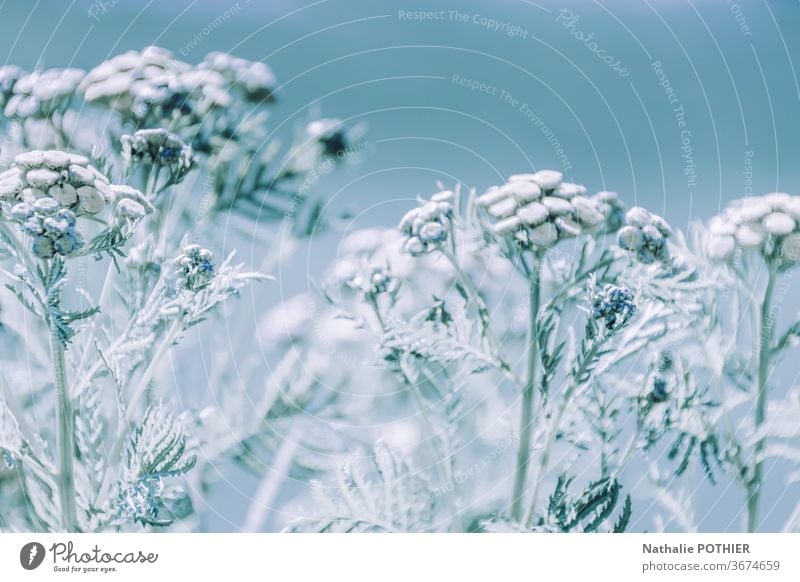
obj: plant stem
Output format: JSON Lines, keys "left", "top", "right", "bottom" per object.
{"left": 49, "top": 319, "right": 78, "bottom": 531}
{"left": 747, "top": 265, "right": 775, "bottom": 532}
{"left": 526, "top": 339, "right": 602, "bottom": 525}
{"left": 510, "top": 255, "right": 540, "bottom": 521}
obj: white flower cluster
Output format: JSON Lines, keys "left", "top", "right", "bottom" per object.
{"left": 4, "top": 68, "right": 84, "bottom": 119}
{"left": 0, "top": 66, "right": 25, "bottom": 109}
{"left": 706, "top": 193, "right": 800, "bottom": 264}
{"left": 617, "top": 207, "right": 673, "bottom": 264}
{"left": 0, "top": 150, "right": 150, "bottom": 224}
{"left": 80, "top": 46, "right": 276, "bottom": 125}
{"left": 198, "top": 52, "right": 276, "bottom": 102}
{"left": 0, "top": 150, "right": 110, "bottom": 214}
{"left": 477, "top": 170, "right": 615, "bottom": 249}
{"left": 121, "top": 128, "right": 193, "bottom": 171}
{"left": 399, "top": 191, "right": 454, "bottom": 256}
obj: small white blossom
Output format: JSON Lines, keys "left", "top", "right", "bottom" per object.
{"left": 706, "top": 193, "right": 800, "bottom": 266}
{"left": 477, "top": 171, "right": 609, "bottom": 249}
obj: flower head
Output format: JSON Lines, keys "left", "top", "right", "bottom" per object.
{"left": 477, "top": 170, "right": 608, "bottom": 250}
{"left": 80, "top": 46, "right": 189, "bottom": 115}
{"left": 0, "top": 66, "right": 25, "bottom": 109}
{"left": 591, "top": 284, "right": 636, "bottom": 331}
{"left": 399, "top": 190, "right": 454, "bottom": 256}
{"left": 8, "top": 200, "right": 83, "bottom": 258}
{"left": 174, "top": 244, "right": 215, "bottom": 291}
{"left": 706, "top": 193, "right": 800, "bottom": 267}
{"left": 617, "top": 207, "right": 672, "bottom": 264}
{"left": 199, "top": 52, "right": 276, "bottom": 102}
{"left": 0, "top": 150, "right": 139, "bottom": 217}
{"left": 121, "top": 128, "right": 193, "bottom": 172}
{"left": 4, "top": 68, "right": 84, "bottom": 119}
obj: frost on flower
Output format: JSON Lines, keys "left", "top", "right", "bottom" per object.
{"left": 591, "top": 284, "right": 636, "bottom": 331}
{"left": 174, "top": 244, "right": 215, "bottom": 292}
{"left": 121, "top": 128, "right": 193, "bottom": 174}
{"left": 617, "top": 206, "right": 673, "bottom": 264}
{"left": 198, "top": 52, "right": 276, "bottom": 102}
{"left": 0, "top": 149, "right": 122, "bottom": 215}
{"left": 0, "top": 66, "right": 25, "bottom": 110}
{"left": 706, "top": 192, "right": 800, "bottom": 266}
{"left": 79, "top": 46, "right": 189, "bottom": 116}
{"left": 4, "top": 68, "right": 84, "bottom": 119}
{"left": 8, "top": 200, "right": 82, "bottom": 258}
{"left": 399, "top": 190, "right": 454, "bottom": 256}
{"left": 477, "top": 170, "right": 614, "bottom": 249}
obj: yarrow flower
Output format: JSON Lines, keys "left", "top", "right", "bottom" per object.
{"left": 4, "top": 68, "right": 84, "bottom": 119}
{"left": 8, "top": 199, "right": 83, "bottom": 258}
{"left": 121, "top": 128, "right": 193, "bottom": 173}
{"left": 705, "top": 192, "right": 800, "bottom": 266}
{"left": 477, "top": 170, "right": 615, "bottom": 249}
{"left": 617, "top": 207, "right": 673, "bottom": 264}
{"left": 174, "top": 244, "right": 215, "bottom": 291}
{"left": 591, "top": 284, "right": 636, "bottom": 331}
{"left": 399, "top": 190, "right": 454, "bottom": 256}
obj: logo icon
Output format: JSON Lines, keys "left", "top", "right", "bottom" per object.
{"left": 20, "top": 542, "right": 45, "bottom": 570}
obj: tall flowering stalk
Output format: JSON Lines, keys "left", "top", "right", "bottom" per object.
{"left": 0, "top": 46, "right": 354, "bottom": 532}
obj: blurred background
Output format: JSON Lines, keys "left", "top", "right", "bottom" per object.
{"left": 1, "top": 0, "right": 799, "bottom": 531}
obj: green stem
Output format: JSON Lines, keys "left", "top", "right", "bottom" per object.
{"left": 510, "top": 256, "right": 541, "bottom": 521}
{"left": 747, "top": 265, "right": 776, "bottom": 532}
{"left": 49, "top": 318, "right": 78, "bottom": 532}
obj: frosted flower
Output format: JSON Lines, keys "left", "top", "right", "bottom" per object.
{"left": 121, "top": 128, "right": 193, "bottom": 172}
{"left": 617, "top": 207, "right": 672, "bottom": 264}
{"left": 4, "top": 68, "right": 84, "bottom": 119}
{"left": 0, "top": 149, "right": 138, "bottom": 216}
{"left": 8, "top": 200, "right": 83, "bottom": 258}
{"left": 174, "top": 244, "right": 215, "bottom": 291}
{"left": 706, "top": 193, "right": 800, "bottom": 266}
{"left": 199, "top": 52, "right": 276, "bottom": 102}
{"left": 592, "top": 191, "right": 627, "bottom": 233}
{"left": 477, "top": 170, "right": 607, "bottom": 250}
{"left": 0, "top": 65, "right": 25, "bottom": 108}
{"left": 591, "top": 284, "right": 636, "bottom": 331}
{"left": 80, "top": 46, "right": 190, "bottom": 116}
{"left": 399, "top": 190, "right": 454, "bottom": 256}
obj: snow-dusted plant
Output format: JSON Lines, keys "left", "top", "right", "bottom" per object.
{"left": 0, "top": 46, "right": 355, "bottom": 532}
{"left": 285, "top": 173, "right": 796, "bottom": 533}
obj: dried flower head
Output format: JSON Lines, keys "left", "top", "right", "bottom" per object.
{"left": 4, "top": 68, "right": 84, "bottom": 119}
{"left": 0, "top": 150, "right": 136, "bottom": 215}
{"left": 591, "top": 284, "right": 636, "bottom": 331}
{"left": 0, "top": 65, "right": 25, "bottom": 109}
{"left": 399, "top": 190, "right": 454, "bottom": 256}
{"left": 305, "top": 118, "right": 348, "bottom": 158}
{"left": 121, "top": 128, "right": 193, "bottom": 172}
{"left": 478, "top": 170, "right": 607, "bottom": 249}
{"left": 174, "top": 244, "right": 215, "bottom": 291}
{"left": 80, "top": 46, "right": 190, "bottom": 115}
{"left": 8, "top": 200, "right": 83, "bottom": 258}
{"left": 617, "top": 207, "right": 673, "bottom": 264}
{"left": 706, "top": 193, "right": 800, "bottom": 267}
{"left": 198, "top": 52, "right": 276, "bottom": 102}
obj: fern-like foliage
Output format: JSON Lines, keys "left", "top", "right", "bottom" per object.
{"left": 287, "top": 441, "right": 436, "bottom": 532}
